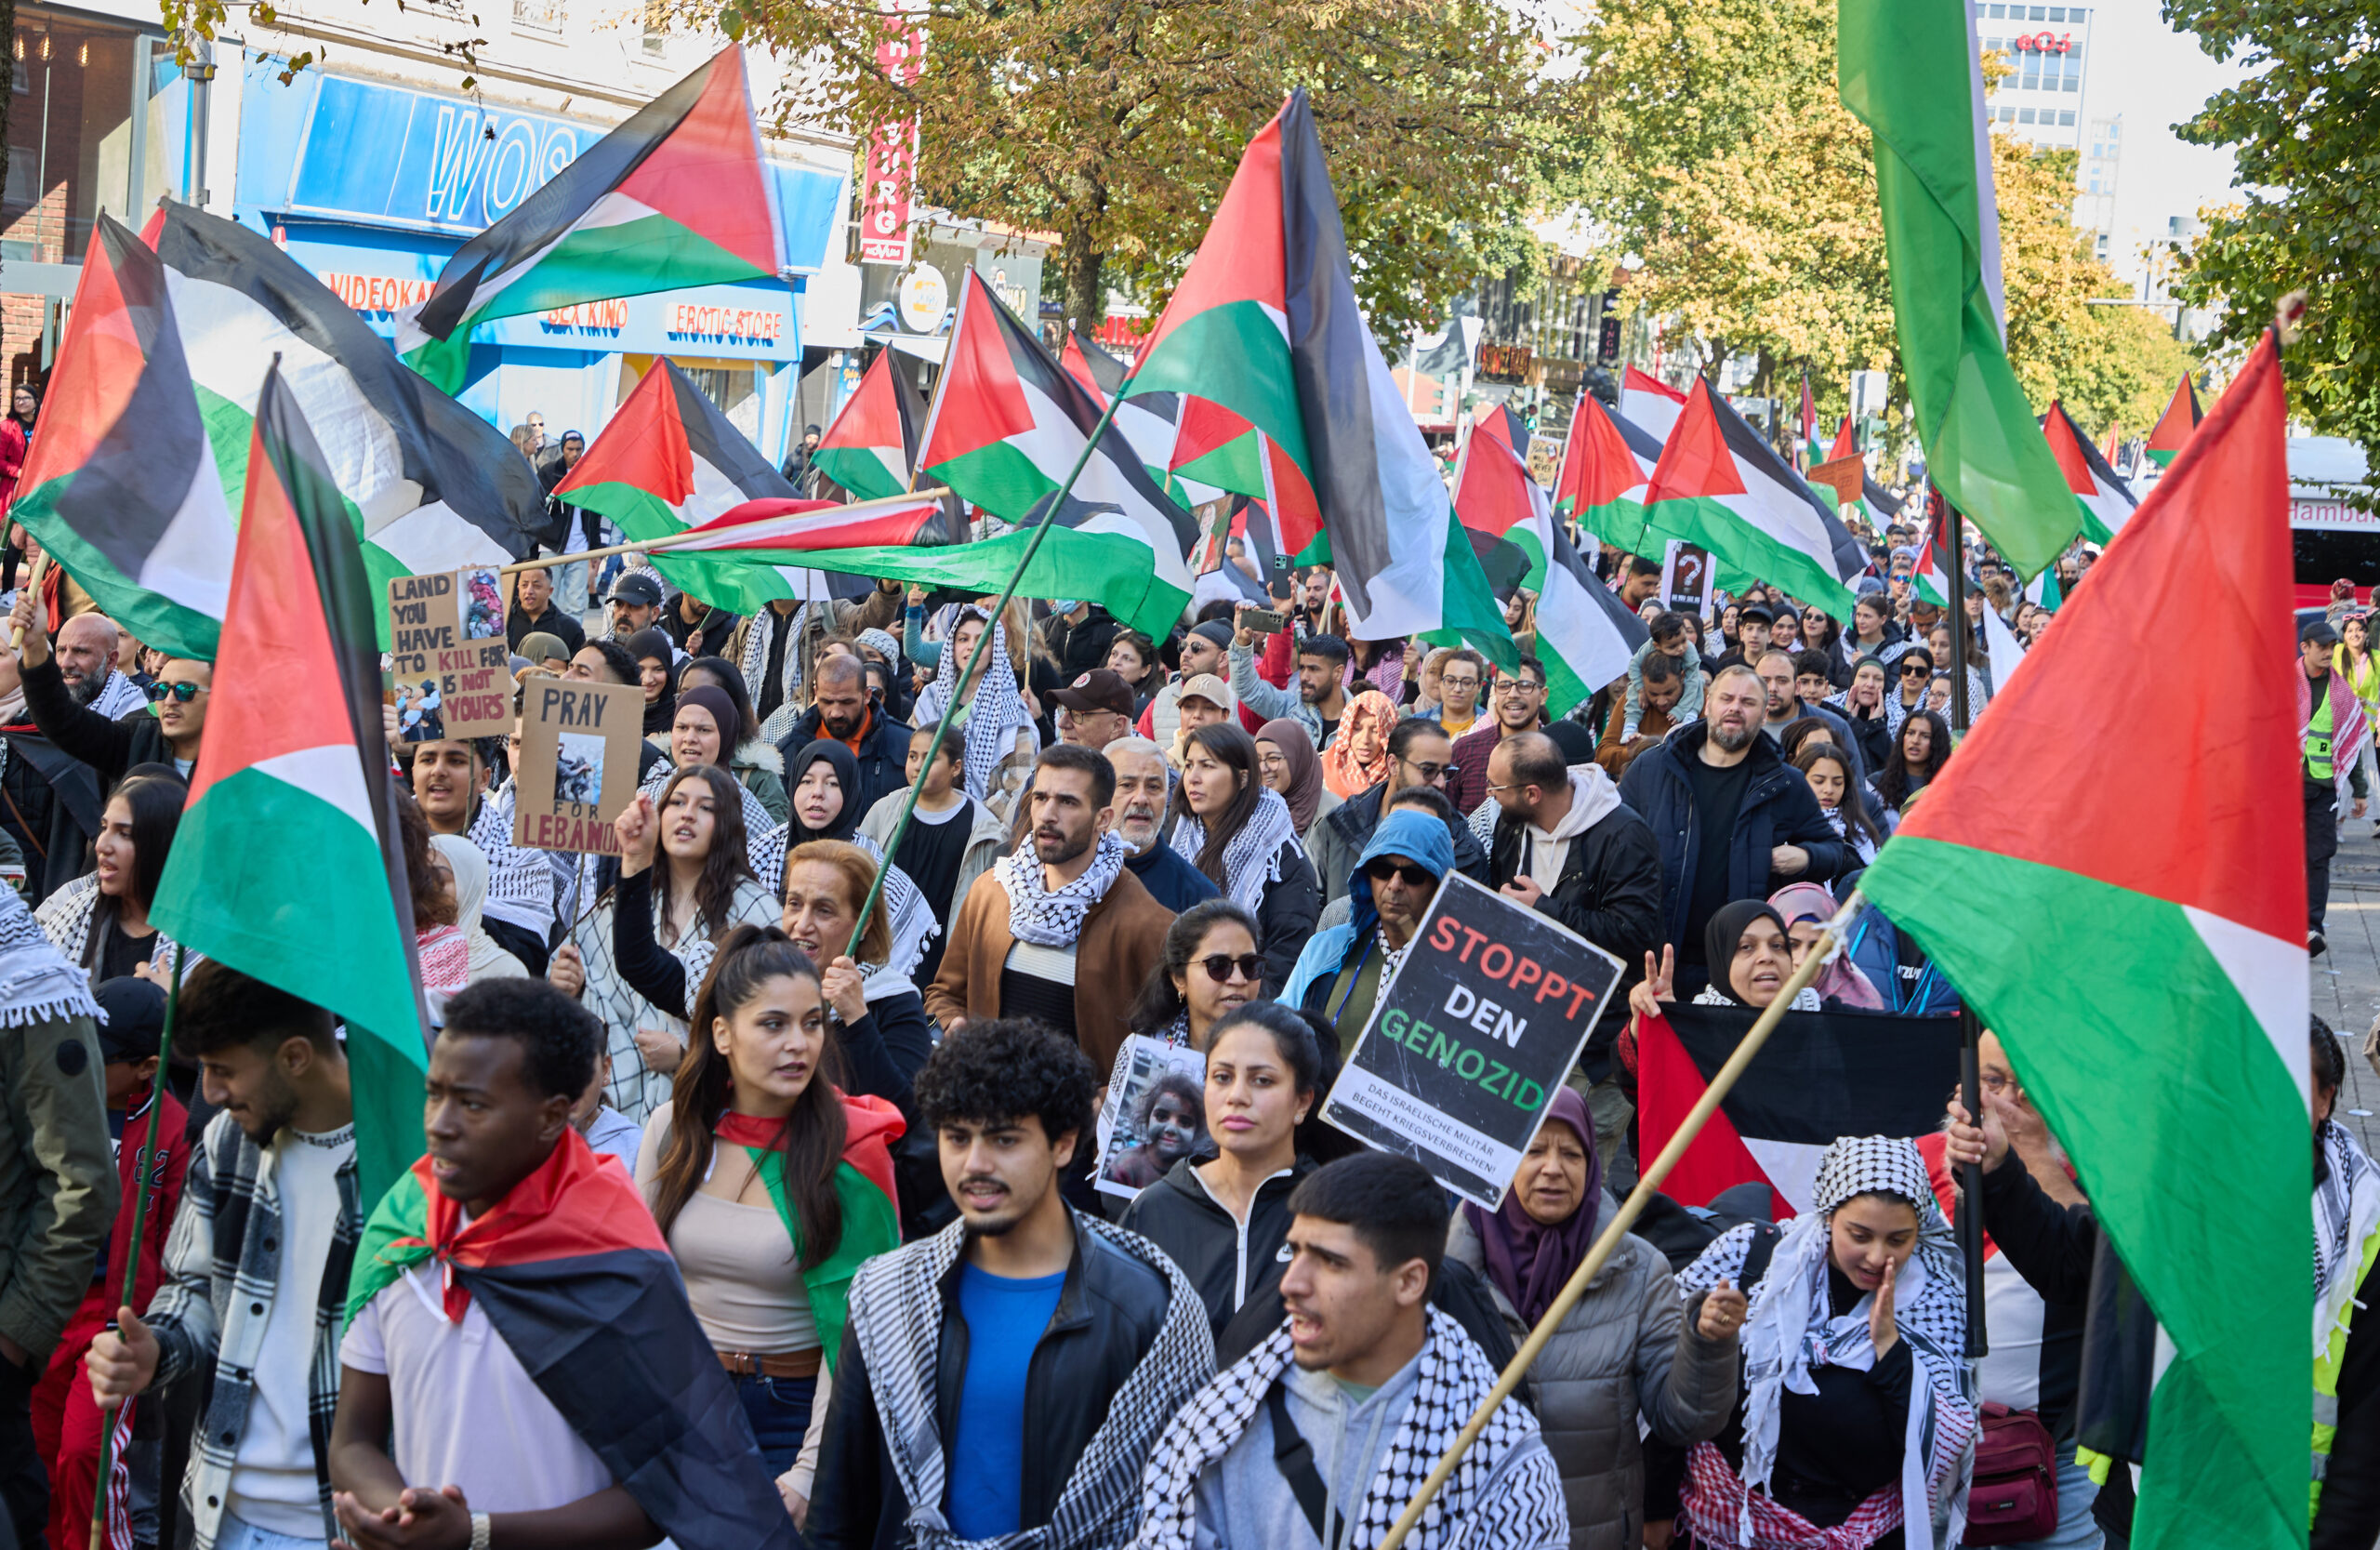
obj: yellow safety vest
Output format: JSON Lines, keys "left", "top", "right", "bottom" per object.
{"left": 2314, "top": 1216, "right": 2380, "bottom": 1522}
{"left": 2307, "top": 686, "right": 2338, "bottom": 783}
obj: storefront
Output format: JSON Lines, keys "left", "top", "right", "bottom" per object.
{"left": 230, "top": 50, "right": 851, "bottom": 461}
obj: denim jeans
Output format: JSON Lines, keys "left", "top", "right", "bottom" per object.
{"left": 733, "top": 1371, "right": 817, "bottom": 1477}
{"left": 216, "top": 1513, "right": 327, "bottom": 1550}
{"left": 1979, "top": 1443, "right": 2104, "bottom": 1550}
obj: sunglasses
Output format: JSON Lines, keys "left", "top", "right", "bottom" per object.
{"left": 1197, "top": 953, "right": 1264, "bottom": 984}
{"left": 1401, "top": 761, "right": 1458, "bottom": 784}
{"left": 1900, "top": 663, "right": 1930, "bottom": 677}
{"left": 147, "top": 681, "right": 205, "bottom": 702}
{"left": 1365, "top": 859, "right": 1437, "bottom": 888}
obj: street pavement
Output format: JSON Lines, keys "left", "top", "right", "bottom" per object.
{"left": 2316, "top": 815, "right": 2380, "bottom": 1158}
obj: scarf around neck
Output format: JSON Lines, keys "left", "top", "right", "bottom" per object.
{"left": 932, "top": 612, "right": 1032, "bottom": 805}
{"left": 1462, "top": 1087, "right": 1602, "bottom": 1327}
{"left": 2316, "top": 1118, "right": 2380, "bottom": 1354}
{"left": 998, "top": 828, "right": 1129, "bottom": 948}
{"left": 1169, "top": 786, "right": 1301, "bottom": 913}
{"left": 741, "top": 602, "right": 812, "bottom": 715}
{"left": 0, "top": 881, "right": 104, "bottom": 1027}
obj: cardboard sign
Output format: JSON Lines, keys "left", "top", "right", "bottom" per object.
{"left": 388, "top": 569, "right": 511, "bottom": 742}
{"left": 1659, "top": 540, "right": 1712, "bottom": 617}
{"left": 510, "top": 679, "right": 642, "bottom": 854}
{"left": 1321, "top": 873, "right": 1624, "bottom": 1208}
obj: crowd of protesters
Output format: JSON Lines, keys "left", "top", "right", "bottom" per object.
{"left": 0, "top": 501, "right": 2373, "bottom": 1550}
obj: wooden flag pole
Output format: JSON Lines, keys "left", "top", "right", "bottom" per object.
{"left": 87, "top": 944, "right": 185, "bottom": 1550}
{"left": 1377, "top": 894, "right": 1868, "bottom": 1550}
{"left": 10, "top": 552, "right": 50, "bottom": 649}
{"left": 495, "top": 485, "right": 954, "bottom": 575}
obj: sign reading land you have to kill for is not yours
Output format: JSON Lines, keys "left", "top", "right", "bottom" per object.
{"left": 387, "top": 569, "right": 512, "bottom": 743}
{"left": 1323, "top": 874, "right": 1624, "bottom": 1209}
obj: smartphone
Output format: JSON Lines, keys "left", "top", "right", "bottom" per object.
{"left": 1239, "top": 607, "right": 1287, "bottom": 634}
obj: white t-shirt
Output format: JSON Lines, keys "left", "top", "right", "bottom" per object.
{"left": 1976, "top": 1249, "right": 2049, "bottom": 1412}
{"left": 226, "top": 1124, "right": 354, "bottom": 1539}
{"left": 339, "top": 1263, "right": 615, "bottom": 1515}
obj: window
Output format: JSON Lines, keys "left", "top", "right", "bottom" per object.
{"left": 641, "top": 0, "right": 667, "bottom": 54}
{"left": 2059, "top": 110, "right": 2076, "bottom": 125}
{"left": 2018, "top": 107, "right": 2037, "bottom": 124}
{"left": 2030, "top": 4, "right": 2046, "bottom": 17}
{"left": 2048, "top": 6, "right": 2065, "bottom": 19}
{"left": 514, "top": 0, "right": 564, "bottom": 30}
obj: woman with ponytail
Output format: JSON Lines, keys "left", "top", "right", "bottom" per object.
{"left": 637, "top": 925, "right": 904, "bottom": 1528}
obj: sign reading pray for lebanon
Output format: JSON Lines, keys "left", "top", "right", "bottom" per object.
{"left": 510, "top": 679, "right": 642, "bottom": 854}
{"left": 1322, "top": 873, "right": 1623, "bottom": 1209}
{"left": 387, "top": 568, "right": 512, "bottom": 742}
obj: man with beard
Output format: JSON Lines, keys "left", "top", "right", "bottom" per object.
{"left": 1617, "top": 664, "right": 1846, "bottom": 964}
{"left": 1447, "top": 656, "right": 1548, "bottom": 812}
{"left": 777, "top": 652, "right": 912, "bottom": 817}
{"left": 925, "top": 745, "right": 1172, "bottom": 1071}
{"left": 53, "top": 614, "right": 148, "bottom": 720}
{"left": 1227, "top": 619, "right": 1350, "bottom": 750}
{"left": 13, "top": 589, "right": 211, "bottom": 791}
{"left": 1104, "top": 736, "right": 1222, "bottom": 912}
{"left": 810, "top": 1019, "right": 1213, "bottom": 1548}
{"left": 603, "top": 572, "right": 665, "bottom": 640}
{"left": 1137, "top": 620, "right": 1234, "bottom": 751}
{"left": 86, "top": 965, "right": 358, "bottom": 1550}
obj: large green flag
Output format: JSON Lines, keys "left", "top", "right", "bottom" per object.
{"left": 1839, "top": 0, "right": 2081, "bottom": 578}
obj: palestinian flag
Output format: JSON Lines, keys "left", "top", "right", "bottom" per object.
{"left": 810, "top": 348, "right": 928, "bottom": 501}
{"left": 1473, "top": 403, "right": 1530, "bottom": 460}
{"left": 1621, "top": 365, "right": 1687, "bottom": 442}
{"left": 1117, "top": 89, "right": 1514, "bottom": 667}
{"left": 1551, "top": 392, "right": 1659, "bottom": 554}
{"left": 2145, "top": 372, "right": 2202, "bottom": 468}
{"left": 1643, "top": 378, "right": 1868, "bottom": 615}
{"left": 1452, "top": 427, "right": 1645, "bottom": 716}
{"left": 1797, "top": 370, "right": 1823, "bottom": 468}
{"left": 1827, "top": 414, "right": 1859, "bottom": 461}
{"left": 7, "top": 215, "right": 235, "bottom": 661}
{"left": 1841, "top": 0, "right": 2083, "bottom": 578}
{"left": 1061, "top": 328, "right": 1220, "bottom": 510}
{"left": 556, "top": 358, "right": 871, "bottom": 614}
{"left": 10, "top": 206, "right": 549, "bottom": 662}
{"left": 2043, "top": 400, "right": 2138, "bottom": 542}
{"left": 913, "top": 269, "right": 1197, "bottom": 635}
{"left": 350, "top": 1131, "right": 801, "bottom": 1550}
{"left": 2104, "top": 421, "right": 2124, "bottom": 466}
{"left": 148, "top": 364, "right": 429, "bottom": 1203}
{"left": 1638, "top": 1001, "right": 1958, "bottom": 1216}
{"left": 396, "top": 47, "right": 778, "bottom": 393}
{"left": 1912, "top": 506, "right": 1958, "bottom": 607}
{"left": 1860, "top": 333, "right": 2306, "bottom": 1550}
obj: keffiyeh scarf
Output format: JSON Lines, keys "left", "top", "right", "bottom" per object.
{"left": 930, "top": 611, "right": 1036, "bottom": 807}
{"left": 0, "top": 882, "right": 104, "bottom": 1027}
{"left": 752, "top": 826, "right": 937, "bottom": 1004}
{"left": 1676, "top": 1135, "right": 1975, "bottom": 1550}
{"left": 851, "top": 1212, "right": 1214, "bottom": 1550}
{"left": 740, "top": 602, "right": 812, "bottom": 721}
{"left": 2316, "top": 1118, "right": 2380, "bottom": 1355}
{"left": 1130, "top": 1305, "right": 1563, "bottom": 1550}
{"left": 1168, "top": 787, "right": 1302, "bottom": 913}
{"left": 31, "top": 873, "right": 191, "bottom": 987}
{"left": 89, "top": 669, "right": 150, "bottom": 722}
{"left": 997, "top": 829, "right": 1128, "bottom": 948}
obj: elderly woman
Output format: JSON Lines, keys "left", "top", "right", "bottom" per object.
{"left": 1447, "top": 1088, "right": 1742, "bottom": 1548}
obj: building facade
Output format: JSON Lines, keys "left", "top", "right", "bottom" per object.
{"left": 1977, "top": 1, "right": 2096, "bottom": 152}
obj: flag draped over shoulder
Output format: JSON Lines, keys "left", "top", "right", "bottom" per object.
{"left": 148, "top": 364, "right": 429, "bottom": 1202}
{"left": 810, "top": 347, "right": 928, "bottom": 501}
{"left": 1118, "top": 90, "right": 1514, "bottom": 669}
{"left": 395, "top": 46, "right": 778, "bottom": 392}
{"left": 1861, "top": 334, "right": 2307, "bottom": 1550}
{"left": 1839, "top": 0, "right": 2080, "bottom": 578}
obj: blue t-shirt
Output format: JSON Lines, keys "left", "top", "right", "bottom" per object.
{"left": 945, "top": 1262, "right": 1067, "bottom": 1537}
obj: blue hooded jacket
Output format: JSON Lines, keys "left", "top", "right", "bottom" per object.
{"left": 1280, "top": 808, "right": 1456, "bottom": 1012}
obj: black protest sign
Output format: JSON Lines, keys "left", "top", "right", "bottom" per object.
{"left": 1660, "top": 540, "right": 1712, "bottom": 616}
{"left": 511, "top": 679, "right": 642, "bottom": 854}
{"left": 1321, "top": 872, "right": 1624, "bottom": 1208}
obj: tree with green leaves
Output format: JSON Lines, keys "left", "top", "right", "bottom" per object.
{"left": 2168, "top": 0, "right": 2378, "bottom": 469}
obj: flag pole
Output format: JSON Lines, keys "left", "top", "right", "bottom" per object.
{"left": 10, "top": 552, "right": 49, "bottom": 649}
{"left": 88, "top": 944, "right": 185, "bottom": 1550}
{"left": 1379, "top": 894, "right": 1868, "bottom": 1550}
{"left": 493, "top": 486, "right": 955, "bottom": 575}
{"left": 1934, "top": 482, "right": 1990, "bottom": 1359}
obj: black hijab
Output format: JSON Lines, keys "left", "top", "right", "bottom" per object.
{"left": 628, "top": 628, "right": 676, "bottom": 736}
{"left": 787, "top": 738, "right": 862, "bottom": 845}
{"left": 1702, "top": 899, "right": 1791, "bottom": 1006}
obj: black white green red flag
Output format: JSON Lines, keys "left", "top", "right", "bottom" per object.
{"left": 149, "top": 364, "right": 429, "bottom": 1203}
{"left": 810, "top": 347, "right": 928, "bottom": 501}
{"left": 2043, "top": 400, "right": 2137, "bottom": 542}
{"left": 2145, "top": 372, "right": 2202, "bottom": 468}
{"left": 1551, "top": 392, "right": 1660, "bottom": 554}
{"left": 396, "top": 47, "right": 778, "bottom": 393}
{"left": 1861, "top": 333, "right": 2306, "bottom": 1550}
{"left": 1119, "top": 90, "right": 1514, "bottom": 667}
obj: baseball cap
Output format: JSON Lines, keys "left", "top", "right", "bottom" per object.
{"left": 1176, "top": 673, "right": 1233, "bottom": 710}
{"left": 606, "top": 572, "right": 663, "bottom": 607}
{"left": 1737, "top": 603, "right": 1775, "bottom": 625}
{"left": 520, "top": 630, "right": 571, "bottom": 666}
{"left": 1051, "top": 669, "right": 1136, "bottom": 719}
{"left": 2302, "top": 616, "right": 2342, "bottom": 646}
{"left": 95, "top": 977, "right": 168, "bottom": 1066}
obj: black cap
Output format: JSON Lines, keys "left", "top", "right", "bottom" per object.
{"left": 1738, "top": 603, "right": 1775, "bottom": 625}
{"left": 607, "top": 572, "right": 663, "bottom": 607}
{"left": 95, "top": 977, "right": 168, "bottom": 1066}
{"left": 2302, "top": 616, "right": 2341, "bottom": 646}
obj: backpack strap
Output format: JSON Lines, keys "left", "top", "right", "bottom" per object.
{"left": 1738, "top": 1222, "right": 1783, "bottom": 1290}
{"left": 1266, "top": 1380, "right": 1342, "bottom": 1549}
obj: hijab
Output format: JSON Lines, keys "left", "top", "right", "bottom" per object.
{"left": 628, "top": 628, "right": 677, "bottom": 736}
{"left": 1701, "top": 899, "right": 1791, "bottom": 1007}
{"left": 786, "top": 738, "right": 862, "bottom": 844}
{"left": 1765, "top": 882, "right": 1884, "bottom": 1010}
{"left": 1461, "top": 1087, "right": 1603, "bottom": 1326}
{"left": 1257, "top": 718, "right": 1325, "bottom": 830}
{"left": 1320, "top": 689, "right": 1399, "bottom": 800}
{"left": 430, "top": 834, "right": 526, "bottom": 983}
{"left": 673, "top": 683, "right": 741, "bottom": 760}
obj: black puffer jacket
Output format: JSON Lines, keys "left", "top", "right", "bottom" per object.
{"left": 1121, "top": 1155, "right": 1316, "bottom": 1339}
{"left": 808, "top": 1214, "right": 1187, "bottom": 1550}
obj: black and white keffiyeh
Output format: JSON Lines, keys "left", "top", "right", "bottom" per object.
{"left": 89, "top": 670, "right": 150, "bottom": 722}
{"left": 31, "top": 874, "right": 192, "bottom": 989}
{"left": 1130, "top": 1305, "right": 1565, "bottom": 1550}
{"left": 850, "top": 1212, "right": 1215, "bottom": 1550}
{"left": 998, "top": 829, "right": 1129, "bottom": 949}
{"left": 926, "top": 611, "right": 1035, "bottom": 807}
{"left": 1677, "top": 1135, "right": 1975, "bottom": 1550}
{"left": 1168, "top": 787, "right": 1302, "bottom": 913}
{"left": 2317, "top": 1118, "right": 2380, "bottom": 1354}
{"left": 469, "top": 783, "right": 555, "bottom": 937}
{"left": 1, "top": 881, "right": 106, "bottom": 1027}
{"left": 753, "top": 823, "right": 938, "bottom": 1003}
{"left": 740, "top": 602, "right": 811, "bottom": 737}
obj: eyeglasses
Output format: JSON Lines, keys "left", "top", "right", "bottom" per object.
{"left": 1365, "top": 859, "right": 1438, "bottom": 888}
{"left": 1439, "top": 675, "right": 1481, "bottom": 692}
{"left": 1197, "top": 953, "right": 1265, "bottom": 984}
{"left": 1500, "top": 679, "right": 1545, "bottom": 696}
{"left": 1401, "top": 761, "right": 1457, "bottom": 785}
{"left": 147, "top": 681, "right": 205, "bottom": 703}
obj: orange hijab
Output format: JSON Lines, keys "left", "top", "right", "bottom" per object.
{"left": 1321, "top": 690, "right": 1400, "bottom": 799}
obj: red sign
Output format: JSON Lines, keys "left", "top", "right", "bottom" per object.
{"left": 668, "top": 304, "right": 785, "bottom": 342}
{"left": 322, "top": 272, "right": 434, "bottom": 313}
{"left": 2011, "top": 30, "right": 2072, "bottom": 51}
{"left": 858, "top": 20, "right": 927, "bottom": 266}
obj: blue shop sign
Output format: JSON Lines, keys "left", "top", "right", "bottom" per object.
{"left": 234, "top": 53, "right": 846, "bottom": 272}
